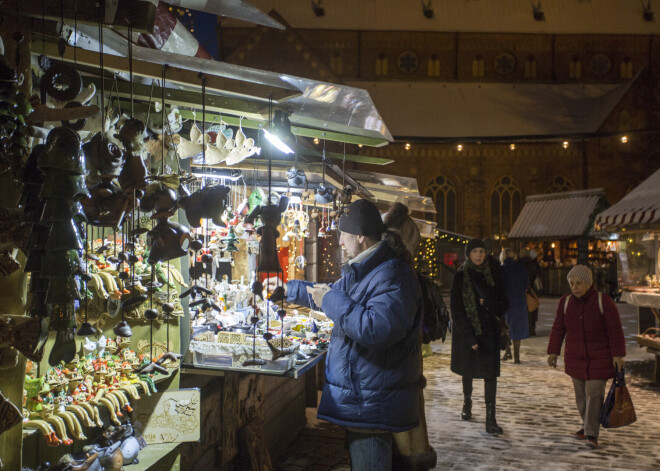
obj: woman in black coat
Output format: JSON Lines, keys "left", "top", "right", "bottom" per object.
{"left": 450, "top": 239, "right": 508, "bottom": 434}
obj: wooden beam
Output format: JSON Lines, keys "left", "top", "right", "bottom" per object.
{"left": 292, "top": 126, "right": 389, "bottom": 148}
{"left": 88, "top": 77, "right": 264, "bottom": 121}
{"left": 35, "top": 41, "right": 299, "bottom": 103}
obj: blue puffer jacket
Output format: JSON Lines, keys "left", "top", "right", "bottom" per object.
{"left": 287, "top": 242, "right": 423, "bottom": 432}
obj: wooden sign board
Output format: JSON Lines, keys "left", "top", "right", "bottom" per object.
{"left": 133, "top": 388, "right": 201, "bottom": 444}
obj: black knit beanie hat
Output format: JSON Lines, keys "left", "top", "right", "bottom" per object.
{"left": 465, "top": 238, "right": 486, "bottom": 257}
{"left": 338, "top": 199, "right": 385, "bottom": 236}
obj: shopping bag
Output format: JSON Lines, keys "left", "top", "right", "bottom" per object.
{"left": 599, "top": 368, "right": 637, "bottom": 428}
{"left": 525, "top": 288, "right": 540, "bottom": 312}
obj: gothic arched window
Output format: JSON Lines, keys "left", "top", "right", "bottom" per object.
{"left": 490, "top": 176, "right": 522, "bottom": 238}
{"left": 425, "top": 176, "right": 457, "bottom": 232}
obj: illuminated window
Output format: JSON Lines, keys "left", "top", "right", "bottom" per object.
{"left": 426, "top": 175, "right": 457, "bottom": 232}
{"left": 620, "top": 56, "right": 633, "bottom": 79}
{"left": 376, "top": 53, "right": 388, "bottom": 76}
{"left": 330, "top": 51, "right": 343, "bottom": 75}
{"left": 427, "top": 53, "right": 441, "bottom": 77}
{"left": 490, "top": 176, "right": 522, "bottom": 238}
{"left": 524, "top": 55, "right": 537, "bottom": 79}
{"left": 546, "top": 175, "right": 574, "bottom": 193}
{"left": 569, "top": 56, "right": 582, "bottom": 79}
{"left": 472, "top": 54, "right": 485, "bottom": 78}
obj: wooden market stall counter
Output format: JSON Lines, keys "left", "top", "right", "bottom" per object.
{"left": 179, "top": 352, "right": 326, "bottom": 471}
{"left": 178, "top": 303, "right": 329, "bottom": 471}
{"left": 624, "top": 288, "right": 660, "bottom": 385}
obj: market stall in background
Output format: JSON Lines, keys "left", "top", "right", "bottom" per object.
{"left": 507, "top": 188, "right": 612, "bottom": 296}
{"left": 595, "top": 166, "right": 660, "bottom": 385}
{"left": 0, "top": 1, "right": 402, "bottom": 470}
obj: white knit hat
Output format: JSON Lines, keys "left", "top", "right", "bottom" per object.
{"left": 567, "top": 264, "right": 593, "bottom": 286}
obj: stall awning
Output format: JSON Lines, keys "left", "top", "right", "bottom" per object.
{"left": 595, "top": 167, "right": 660, "bottom": 231}
{"left": 347, "top": 80, "right": 636, "bottom": 139}
{"left": 508, "top": 189, "right": 606, "bottom": 240}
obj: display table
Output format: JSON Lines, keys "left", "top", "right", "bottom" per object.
{"left": 180, "top": 349, "right": 326, "bottom": 379}
{"left": 625, "top": 289, "right": 660, "bottom": 385}
{"left": 622, "top": 289, "right": 660, "bottom": 308}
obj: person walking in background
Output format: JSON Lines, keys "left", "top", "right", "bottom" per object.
{"left": 547, "top": 265, "right": 626, "bottom": 449}
{"left": 499, "top": 248, "right": 530, "bottom": 363}
{"left": 270, "top": 199, "right": 424, "bottom": 470}
{"left": 450, "top": 239, "right": 508, "bottom": 435}
{"left": 518, "top": 249, "right": 541, "bottom": 336}
{"left": 383, "top": 202, "right": 437, "bottom": 471}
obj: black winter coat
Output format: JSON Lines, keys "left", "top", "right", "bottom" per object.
{"left": 449, "top": 257, "right": 507, "bottom": 379}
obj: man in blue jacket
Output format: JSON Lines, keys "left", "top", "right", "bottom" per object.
{"left": 277, "top": 198, "right": 424, "bottom": 470}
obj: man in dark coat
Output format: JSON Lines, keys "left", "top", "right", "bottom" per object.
{"left": 518, "top": 249, "right": 541, "bottom": 335}
{"left": 450, "top": 239, "right": 508, "bottom": 435}
{"left": 281, "top": 199, "right": 424, "bottom": 470}
{"left": 547, "top": 264, "right": 626, "bottom": 449}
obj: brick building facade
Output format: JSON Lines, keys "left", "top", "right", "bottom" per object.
{"left": 217, "top": 2, "right": 660, "bottom": 240}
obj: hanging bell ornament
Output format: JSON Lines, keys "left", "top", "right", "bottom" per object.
{"left": 77, "top": 322, "right": 96, "bottom": 337}
{"left": 113, "top": 320, "right": 132, "bottom": 338}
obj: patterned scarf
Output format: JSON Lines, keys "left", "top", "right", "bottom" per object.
{"left": 461, "top": 258, "right": 495, "bottom": 336}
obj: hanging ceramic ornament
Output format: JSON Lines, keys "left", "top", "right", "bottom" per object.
{"left": 225, "top": 122, "right": 260, "bottom": 165}
{"left": 223, "top": 226, "right": 240, "bottom": 253}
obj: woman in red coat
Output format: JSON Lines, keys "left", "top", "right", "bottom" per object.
{"left": 547, "top": 265, "right": 626, "bottom": 449}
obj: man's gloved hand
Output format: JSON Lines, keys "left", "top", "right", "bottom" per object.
{"left": 547, "top": 354, "right": 558, "bottom": 368}
{"left": 307, "top": 284, "right": 330, "bottom": 308}
{"left": 613, "top": 356, "right": 625, "bottom": 371}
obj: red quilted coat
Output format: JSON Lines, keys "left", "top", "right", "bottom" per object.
{"left": 547, "top": 288, "right": 626, "bottom": 380}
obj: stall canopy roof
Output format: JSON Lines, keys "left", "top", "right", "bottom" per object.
{"left": 347, "top": 80, "right": 636, "bottom": 139}
{"left": 508, "top": 189, "right": 606, "bottom": 240}
{"left": 595, "top": 167, "right": 660, "bottom": 231}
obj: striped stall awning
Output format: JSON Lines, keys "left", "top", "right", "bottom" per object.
{"left": 595, "top": 167, "right": 660, "bottom": 231}
{"left": 508, "top": 189, "right": 606, "bottom": 240}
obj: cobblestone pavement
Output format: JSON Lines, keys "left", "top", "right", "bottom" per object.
{"left": 275, "top": 298, "right": 660, "bottom": 470}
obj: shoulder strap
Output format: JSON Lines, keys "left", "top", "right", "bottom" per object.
{"left": 564, "top": 292, "right": 604, "bottom": 315}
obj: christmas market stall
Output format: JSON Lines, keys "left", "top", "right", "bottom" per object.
{"left": 594, "top": 166, "right": 660, "bottom": 384}
{"left": 0, "top": 1, "right": 394, "bottom": 470}
{"left": 507, "top": 188, "right": 610, "bottom": 295}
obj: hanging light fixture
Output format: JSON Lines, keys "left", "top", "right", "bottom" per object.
{"left": 263, "top": 110, "right": 295, "bottom": 154}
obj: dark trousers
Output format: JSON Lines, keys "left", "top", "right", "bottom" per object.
{"left": 346, "top": 429, "right": 392, "bottom": 470}
{"left": 528, "top": 308, "right": 539, "bottom": 334}
{"left": 462, "top": 376, "right": 497, "bottom": 403}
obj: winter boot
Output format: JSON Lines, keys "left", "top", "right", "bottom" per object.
{"left": 461, "top": 395, "right": 472, "bottom": 421}
{"left": 485, "top": 402, "right": 503, "bottom": 435}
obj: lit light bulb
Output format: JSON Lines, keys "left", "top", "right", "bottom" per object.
{"left": 509, "top": 143, "right": 516, "bottom": 151}
{"left": 620, "top": 135, "right": 628, "bottom": 144}
{"left": 562, "top": 141, "right": 569, "bottom": 149}
{"left": 457, "top": 144, "right": 463, "bottom": 152}
{"left": 404, "top": 142, "right": 411, "bottom": 151}
{"left": 314, "top": 137, "right": 320, "bottom": 144}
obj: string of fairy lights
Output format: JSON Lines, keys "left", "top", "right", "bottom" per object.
{"left": 415, "top": 230, "right": 470, "bottom": 278}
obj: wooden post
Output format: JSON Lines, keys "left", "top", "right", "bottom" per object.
{"left": 221, "top": 373, "right": 240, "bottom": 470}
{"left": 237, "top": 374, "right": 272, "bottom": 471}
